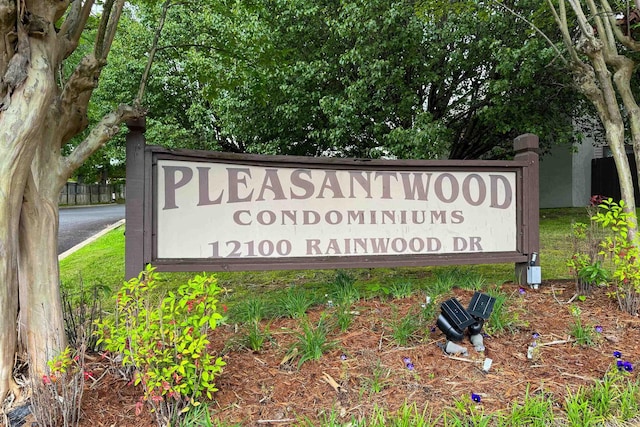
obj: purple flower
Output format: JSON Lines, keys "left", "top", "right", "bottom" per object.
{"left": 624, "top": 361, "right": 634, "bottom": 372}
{"left": 595, "top": 325, "right": 603, "bottom": 333}
{"left": 531, "top": 341, "right": 537, "bottom": 348}
{"left": 403, "top": 356, "right": 411, "bottom": 365}
{"left": 532, "top": 332, "right": 540, "bottom": 339}
{"left": 614, "top": 351, "right": 622, "bottom": 359}
{"left": 617, "top": 360, "right": 625, "bottom": 370}
{"left": 406, "top": 363, "right": 414, "bottom": 371}
{"left": 471, "top": 393, "right": 481, "bottom": 403}
{"left": 519, "top": 288, "right": 526, "bottom": 295}
{"left": 340, "top": 354, "right": 347, "bottom": 361}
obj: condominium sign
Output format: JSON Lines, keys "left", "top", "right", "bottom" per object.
{"left": 124, "top": 122, "right": 538, "bottom": 276}
{"left": 156, "top": 160, "right": 517, "bottom": 260}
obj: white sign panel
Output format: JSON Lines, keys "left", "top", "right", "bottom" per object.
{"left": 156, "top": 160, "right": 517, "bottom": 259}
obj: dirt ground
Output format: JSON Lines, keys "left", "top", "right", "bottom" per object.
{"left": 15, "top": 280, "right": 640, "bottom": 426}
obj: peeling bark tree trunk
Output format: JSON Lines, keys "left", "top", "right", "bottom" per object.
{"left": 0, "top": 0, "right": 136, "bottom": 401}
{"left": 0, "top": 190, "right": 22, "bottom": 401}
{"left": 0, "top": 41, "right": 57, "bottom": 401}
{"left": 18, "top": 173, "right": 67, "bottom": 376}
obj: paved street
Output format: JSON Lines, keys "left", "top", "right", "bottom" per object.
{"left": 58, "top": 204, "right": 125, "bottom": 255}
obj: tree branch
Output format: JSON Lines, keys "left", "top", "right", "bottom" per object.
{"left": 56, "top": 53, "right": 119, "bottom": 148}
{"left": 567, "top": 0, "right": 601, "bottom": 52}
{"left": 584, "top": 0, "right": 616, "bottom": 55}
{"left": 547, "top": 0, "right": 583, "bottom": 65}
{"left": 493, "top": 0, "right": 568, "bottom": 65}
{"left": 94, "top": 0, "right": 115, "bottom": 60}
{"left": 601, "top": 0, "right": 640, "bottom": 51}
{"left": 59, "top": 0, "right": 95, "bottom": 58}
{"left": 135, "top": 0, "right": 172, "bottom": 109}
{"left": 61, "top": 105, "right": 137, "bottom": 180}
{"left": 0, "top": 0, "right": 17, "bottom": 83}
{"left": 96, "top": 0, "right": 126, "bottom": 62}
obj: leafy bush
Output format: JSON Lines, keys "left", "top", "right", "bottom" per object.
{"left": 592, "top": 199, "right": 640, "bottom": 314}
{"left": 95, "top": 265, "right": 225, "bottom": 426}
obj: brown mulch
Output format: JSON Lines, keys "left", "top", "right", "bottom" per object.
{"left": 14, "top": 280, "right": 640, "bottom": 426}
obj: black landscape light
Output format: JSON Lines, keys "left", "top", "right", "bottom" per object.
{"left": 466, "top": 292, "right": 496, "bottom": 351}
{"left": 436, "top": 293, "right": 496, "bottom": 355}
{"left": 467, "top": 292, "right": 496, "bottom": 320}
{"left": 437, "top": 298, "right": 475, "bottom": 341}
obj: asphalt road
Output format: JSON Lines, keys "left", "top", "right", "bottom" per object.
{"left": 58, "top": 204, "right": 125, "bottom": 255}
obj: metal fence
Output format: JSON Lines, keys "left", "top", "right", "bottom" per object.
{"left": 591, "top": 154, "right": 640, "bottom": 202}
{"left": 59, "top": 182, "right": 125, "bottom": 205}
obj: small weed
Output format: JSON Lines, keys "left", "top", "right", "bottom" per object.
{"left": 569, "top": 305, "right": 597, "bottom": 347}
{"left": 430, "top": 268, "right": 458, "bottom": 294}
{"left": 588, "top": 367, "right": 640, "bottom": 420}
{"left": 499, "top": 387, "right": 555, "bottom": 427}
{"left": 444, "top": 394, "right": 495, "bottom": 427}
{"left": 617, "top": 378, "right": 640, "bottom": 419}
{"left": 389, "top": 308, "right": 422, "bottom": 346}
{"left": 244, "top": 321, "right": 271, "bottom": 352}
{"left": 303, "top": 409, "right": 356, "bottom": 426}
{"left": 364, "top": 282, "right": 392, "bottom": 299}
{"left": 233, "top": 296, "right": 270, "bottom": 324}
{"left": 564, "top": 387, "right": 601, "bottom": 426}
{"left": 458, "top": 269, "right": 487, "bottom": 291}
{"left": 278, "top": 288, "right": 315, "bottom": 319}
{"left": 484, "top": 287, "right": 524, "bottom": 335}
{"left": 291, "top": 315, "right": 336, "bottom": 367}
{"left": 361, "top": 360, "right": 391, "bottom": 395}
{"left": 335, "top": 303, "right": 354, "bottom": 332}
{"left": 368, "top": 402, "right": 435, "bottom": 426}
{"left": 331, "top": 270, "right": 360, "bottom": 306}
{"left": 180, "top": 404, "right": 242, "bottom": 427}
{"left": 389, "top": 281, "right": 413, "bottom": 299}
{"left": 419, "top": 296, "right": 437, "bottom": 324}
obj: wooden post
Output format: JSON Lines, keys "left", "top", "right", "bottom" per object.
{"left": 514, "top": 134, "right": 540, "bottom": 284}
{"left": 125, "top": 117, "right": 147, "bottom": 280}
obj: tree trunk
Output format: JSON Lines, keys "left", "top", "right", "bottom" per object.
{"left": 606, "top": 121, "right": 637, "bottom": 222}
{"left": 0, "top": 31, "right": 57, "bottom": 401}
{"left": 18, "top": 174, "right": 66, "bottom": 377}
{"left": 572, "top": 48, "right": 637, "bottom": 239}
{"left": 0, "top": 195, "right": 21, "bottom": 401}
{"left": 0, "top": 0, "right": 133, "bottom": 401}
{"left": 588, "top": 55, "right": 637, "bottom": 239}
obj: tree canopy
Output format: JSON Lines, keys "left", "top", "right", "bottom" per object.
{"left": 80, "top": 0, "right": 585, "bottom": 178}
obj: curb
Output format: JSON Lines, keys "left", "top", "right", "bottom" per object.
{"left": 58, "top": 219, "right": 126, "bottom": 261}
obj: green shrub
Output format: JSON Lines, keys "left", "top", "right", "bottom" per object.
{"left": 95, "top": 265, "right": 225, "bottom": 426}
{"left": 592, "top": 199, "right": 640, "bottom": 314}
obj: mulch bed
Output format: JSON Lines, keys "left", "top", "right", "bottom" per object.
{"left": 13, "top": 280, "right": 640, "bottom": 426}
